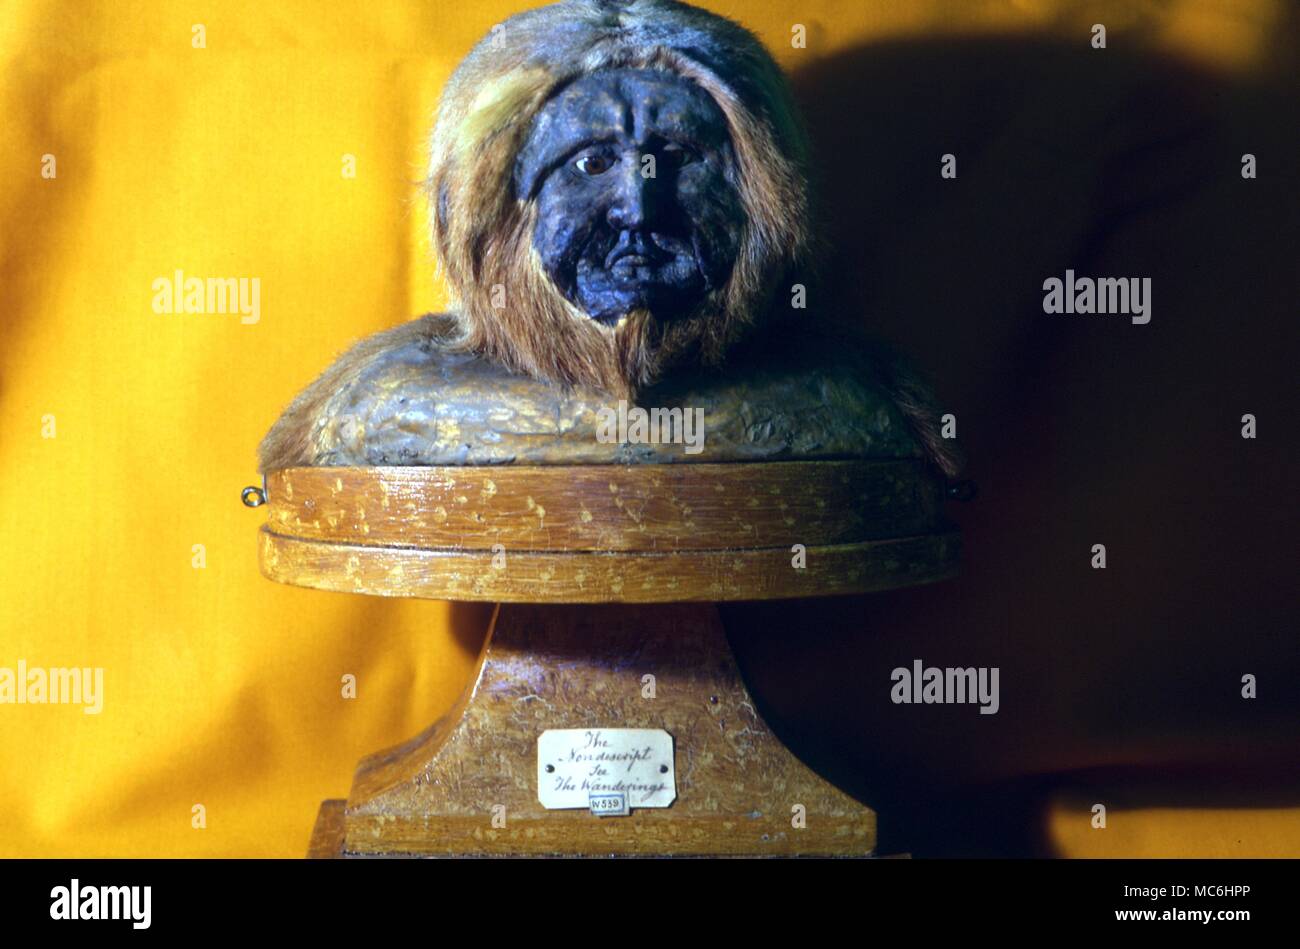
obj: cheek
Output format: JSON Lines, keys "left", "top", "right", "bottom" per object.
{"left": 533, "top": 183, "right": 607, "bottom": 269}
{"left": 535, "top": 191, "right": 595, "bottom": 260}
{"left": 677, "top": 169, "right": 744, "bottom": 259}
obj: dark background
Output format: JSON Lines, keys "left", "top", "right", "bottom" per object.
{"left": 724, "top": 25, "right": 1298, "bottom": 857}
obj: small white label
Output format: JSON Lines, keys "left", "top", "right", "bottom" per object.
{"left": 588, "top": 793, "right": 629, "bottom": 817}
{"left": 537, "top": 728, "right": 675, "bottom": 812}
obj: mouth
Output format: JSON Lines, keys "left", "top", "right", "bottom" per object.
{"left": 568, "top": 234, "right": 707, "bottom": 324}
{"left": 611, "top": 253, "right": 654, "bottom": 268}
{"left": 605, "top": 239, "right": 671, "bottom": 270}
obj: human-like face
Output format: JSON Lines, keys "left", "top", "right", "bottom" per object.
{"left": 514, "top": 68, "right": 745, "bottom": 325}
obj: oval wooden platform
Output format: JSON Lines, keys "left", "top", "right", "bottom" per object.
{"left": 258, "top": 461, "right": 959, "bottom": 603}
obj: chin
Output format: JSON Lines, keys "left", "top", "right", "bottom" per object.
{"left": 592, "top": 303, "right": 697, "bottom": 329}
{"left": 580, "top": 285, "right": 705, "bottom": 326}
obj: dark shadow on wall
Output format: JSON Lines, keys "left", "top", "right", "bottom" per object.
{"left": 721, "top": 29, "right": 1299, "bottom": 857}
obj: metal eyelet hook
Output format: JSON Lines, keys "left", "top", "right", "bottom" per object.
{"left": 241, "top": 484, "right": 268, "bottom": 507}
{"left": 946, "top": 479, "right": 978, "bottom": 502}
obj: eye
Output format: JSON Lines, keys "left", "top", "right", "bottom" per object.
{"left": 658, "top": 142, "right": 698, "bottom": 169}
{"left": 574, "top": 153, "right": 614, "bottom": 176}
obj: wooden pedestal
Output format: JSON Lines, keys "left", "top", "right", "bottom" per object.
{"left": 257, "top": 462, "right": 959, "bottom": 857}
{"left": 309, "top": 601, "right": 878, "bottom": 857}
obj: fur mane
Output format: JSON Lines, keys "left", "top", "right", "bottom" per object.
{"left": 425, "top": 0, "right": 810, "bottom": 397}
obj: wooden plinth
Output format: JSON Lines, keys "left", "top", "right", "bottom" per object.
{"left": 259, "top": 461, "right": 958, "bottom": 603}
{"left": 328, "top": 602, "right": 877, "bottom": 857}
{"left": 252, "top": 461, "right": 959, "bottom": 857}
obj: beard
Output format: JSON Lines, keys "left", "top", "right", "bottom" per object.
{"left": 453, "top": 201, "right": 761, "bottom": 400}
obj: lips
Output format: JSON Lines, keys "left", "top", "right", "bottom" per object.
{"left": 605, "top": 237, "right": 670, "bottom": 269}
{"left": 611, "top": 253, "right": 652, "bottom": 268}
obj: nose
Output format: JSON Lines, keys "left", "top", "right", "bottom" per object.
{"left": 606, "top": 157, "right": 661, "bottom": 231}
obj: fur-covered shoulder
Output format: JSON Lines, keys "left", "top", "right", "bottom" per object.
{"left": 257, "top": 314, "right": 459, "bottom": 472}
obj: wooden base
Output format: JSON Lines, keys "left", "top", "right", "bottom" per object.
{"left": 315, "top": 602, "right": 877, "bottom": 857}
{"left": 259, "top": 462, "right": 959, "bottom": 603}
{"left": 307, "top": 799, "right": 347, "bottom": 858}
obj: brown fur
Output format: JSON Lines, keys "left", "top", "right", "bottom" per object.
{"left": 262, "top": 0, "right": 810, "bottom": 472}
{"left": 425, "top": 4, "right": 811, "bottom": 398}
{"left": 259, "top": 0, "right": 963, "bottom": 478}
{"left": 867, "top": 342, "right": 965, "bottom": 479}
{"left": 258, "top": 316, "right": 451, "bottom": 472}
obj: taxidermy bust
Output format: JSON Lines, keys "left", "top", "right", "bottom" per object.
{"left": 259, "top": 0, "right": 960, "bottom": 476}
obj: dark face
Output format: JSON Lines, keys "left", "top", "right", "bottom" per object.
{"left": 515, "top": 68, "right": 745, "bottom": 325}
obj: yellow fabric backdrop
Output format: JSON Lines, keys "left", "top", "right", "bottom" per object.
{"left": 0, "top": 0, "right": 1288, "bottom": 856}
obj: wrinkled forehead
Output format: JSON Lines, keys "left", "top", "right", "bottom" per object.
{"left": 515, "top": 67, "right": 731, "bottom": 195}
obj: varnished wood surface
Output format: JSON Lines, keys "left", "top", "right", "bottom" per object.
{"left": 259, "top": 461, "right": 958, "bottom": 603}
{"left": 307, "top": 800, "right": 346, "bottom": 859}
{"left": 308, "top": 797, "right": 907, "bottom": 858}
{"left": 271, "top": 463, "right": 962, "bottom": 855}
{"left": 335, "top": 603, "right": 878, "bottom": 857}
{"left": 261, "top": 527, "right": 958, "bottom": 603}
{"left": 264, "top": 461, "right": 944, "bottom": 551}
